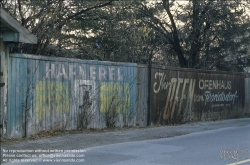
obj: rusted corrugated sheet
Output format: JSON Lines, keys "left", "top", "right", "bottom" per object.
{"left": 245, "top": 78, "right": 250, "bottom": 115}
{"left": 150, "top": 66, "right": 245, "bottom": 125}
{"left": 136, "top": 64, "right": 148, "bottom": 127}
{"left": 7, "top": 53, "right": 137, "bottom": 138}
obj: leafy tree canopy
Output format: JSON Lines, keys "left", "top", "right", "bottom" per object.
{"left": 1, "top": 0, "right": 250, "bottom": 71}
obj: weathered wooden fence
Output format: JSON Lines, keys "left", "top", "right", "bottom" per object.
{"left": 136, "top": 64, "right": 148, "bottom": 127}
{"left": 246, "top": 78, "right": 250, "bottom": 115}
{"left": 150, "top": 66, "right": 246, "bottom": 125}
{"left": 3, "top": 53, "right": 250, "bottom": 139}
{"left": 0, "top": 53, "right": 3, "bottom": 132}
{"left": 7, "top": 53, "right": 137, "bottom": 138}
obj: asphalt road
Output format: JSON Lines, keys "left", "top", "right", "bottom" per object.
{"left": 1, "top": 123, "right": 250, "bottom": 165}
{"left": 83, "top": 124, "right": 250, "bottom": 165}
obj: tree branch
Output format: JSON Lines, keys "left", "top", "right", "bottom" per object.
{"left": 162, "top": 0, "right": 187, "bottom": 67}
{"left": 66, "top": 1, "right": 113, "bottom": 21}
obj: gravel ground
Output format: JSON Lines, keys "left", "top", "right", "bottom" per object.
{"left": 1, "top": 118, "right": 250, "bottom": 151}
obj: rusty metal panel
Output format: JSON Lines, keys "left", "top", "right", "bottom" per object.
{"left": 7, "top": 53, "right": 137, "bottom": 138}
{"left": 150, "top": 66, "right": 245, "bottom": 125}
{"left": 136, "top": 65, "right": 148, "bottom": 127}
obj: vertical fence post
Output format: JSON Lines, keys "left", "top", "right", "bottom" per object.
{"left": 147, "top": 54, "right": 152, "bottom": 126}
{"left": 245, "top": 78, "right": 250, "bottom": 116}
{"left": 0, "top": 50, "right": 5, "bottom": 138}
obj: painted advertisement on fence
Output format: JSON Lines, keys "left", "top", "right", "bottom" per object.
{"left": 37, "top": 60, "right": 137, "bottom": 128}
{"left": 36, "top": 81, "right": 70, "bottom": 121}
{"left": 100, "top": 82, "right": 130, "bottom": 114}
{"left": 151, "top": 68, "right": 245, "bottom": 124}
{"left": 7, "top": 53, "right": 137, "bottom": 138}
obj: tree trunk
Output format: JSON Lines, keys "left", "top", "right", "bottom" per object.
{"left": 162, "top": 0, "right": 187, "bottom": 67}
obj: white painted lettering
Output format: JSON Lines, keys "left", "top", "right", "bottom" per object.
{"left": 199, "top": 79, "right": 204, "bottom": 89}
{"left": 69, "top": 64, "right": 76, "bottom": 79}
{"left": 118, "top": 68, "right": 123, "bottom": 81}
{"left": 227, "top": 81, "right": 231, "bottom": 89}
{"left": 109, "top": 67, "right": 115, "bottom": 80}
{"left": 204, "top": 91, "right": 238, "bottom": 105}
{"left": 221, "top": 80, "right": 225, "bottom": 89}
{"left": 90, "top": 66, "right": 96, "bottom": 80}
{"left": 199, "top": 79, "right": 231, "bottom": 90}
{"left": 209, "top": 80, "right": 212, "bottom": 90}
{"left": 56, "top": 64, "right": 67, "bottom": 78}
{"left": 205, "top": 80, "right": 209, "bottom": 89}
{"left": 99, "top": 67, "right": 107, "bottom": 80}
{"left": 213, "top": 80, "right": 218, "bottom": 89}
{"left": 153, "top": 72, "right": 171, "bottom": 93}
{"left": 45, "top": 63, "right": 55, "bottom": 78}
